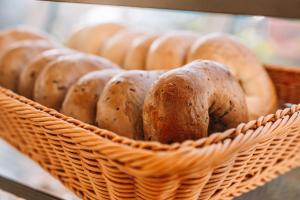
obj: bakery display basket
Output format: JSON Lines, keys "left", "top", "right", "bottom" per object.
{"left": 1, "top": 0, "right": 300, "bottom": 199}
{"left": 1, "top": 64, "right": 300, "bottom": 200}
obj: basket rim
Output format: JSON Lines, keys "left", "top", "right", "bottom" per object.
{"left": 1, "top": 85, "right": 299, "bottom": 152}
{"left": 1, "top": 63, "right": 300, "bottom": 175}
{"left": 264, "top": 63, "right": 300, "bottom": 73}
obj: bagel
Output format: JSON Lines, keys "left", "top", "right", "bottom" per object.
{"left": 97, "top": 70, "right": 164, "bottom": 139}
{"left": 187, "top": 33, "right": 277, "bottom": 119}
{"left": 61, "top": 69, "right": 121, "bottom": 124}
{"left": 18, "top": 48, "right": 76, "bottom": 99}
{"left": 67, "top": 22, "right": 126, "bottom": 55}
{"left": 0, "top": 26, "right": 51, "bottom": 56}
{"left": 101, "top": 30, "right": 146, "bottom": 66}
{"left": 143, "top": 60, "right": 248, "bottom": 144}
{"left": 0, "top": 40, "right": 58, "bottom": 91}
{"left": 123, "top": 34, "right": 159, "bottom": 70}
{"left": 34, "top": 54, "right": 119, "bottom": 110}
{"left": 146, "top": 32, "right": 198, "bottom": 70}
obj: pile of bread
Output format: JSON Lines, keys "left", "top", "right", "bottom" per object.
{"left": 0, "top": 23, "right": 278, "bottom": 144}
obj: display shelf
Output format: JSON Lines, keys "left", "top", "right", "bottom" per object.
{"left": 41, "top": 0, "right": 300, "bottom": 18}
{"left": 0, "top": 175, "right": 62, "bottom": 200}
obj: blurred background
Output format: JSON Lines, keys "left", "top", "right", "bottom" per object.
{"left": 0, "top": 0, "right": 300, "bottom": 199}
{"left": 0, "top": 0, "right": 300, "bottom": 66}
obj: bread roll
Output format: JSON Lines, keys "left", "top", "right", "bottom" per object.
{"left": 143, "top": 60, "right": 248, "bottom": 143}
{"left": 97, "top": 70, "right": 164, "bottom": 139}
{"left": 61, "top": 69, "right": 121, "bottom": 124}
{"left": 123, "top": 34, "right": 159, "bottom": 70}
{"left": 146, "top": 32, "right": 198, "bottom": 70}
{"left": 0, "top": 40, "right": 58, "bottom": 91}
{"left": 67, "top": 23, "right": 126, "bottom": 55}
{"left": 187, "top": 33, "right": 277, "bottom": 119}
{"left": 0, "top": 26, "right": 51, "bottom": 56}
{"left": 101, "top": 30, "right": 146, "bottom": 66}
{"left": 18, "top": 48, "right": 76, "bottom": 99}
{"left": 34, "top": 54, "right": 119, "bottom": 110}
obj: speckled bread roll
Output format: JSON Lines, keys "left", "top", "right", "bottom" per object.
{"left": 61, "top": 69, "right": 122, "bottom": 124}
{"left": 187, "top": 33, "right": 277, "bottom": 119}
{"left": 0, "top": 26, "right": 51, "bottom": 56}
{"left": 101, "top": 30, "right": 146, "bottom": 66}
{"left": 146, "top": 32, "right": 198, "bottom": 70}
{"left": 0, "top": 40, "right": 58, "bottom": 91}
{"left": 123, "top": 34, "right": 159, "bottom": 70}
{"left": 143, "top": 60, "right": 248, "bottom": 144}
{"left": 67, "top": 22, "right": 126, "bottom": 55}
{"left": 34, "top": 54, "right": 120, "bottom": 110}
{"left": 18, "top": 48, "right": 76, "bottom": 99}
{"left": 97, "top": 70, "right": 164, "bottom": 140}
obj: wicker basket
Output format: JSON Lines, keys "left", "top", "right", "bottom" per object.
{"left": 0, "top": 64, "right": 300, "bottom": 200}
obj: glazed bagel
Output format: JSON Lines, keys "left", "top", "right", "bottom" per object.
{"left": 34, "top": 54, "right": 119, "bottom": 110}
{"left": 97, "top": 70, "right": 164, "bottom": 140}
{"left": 0, "top": 40, "right": 58, "bottom": 91}
{"left": 61, "top": 69, "right": 121, "bottom": 124}
{"left": 146, "top": 32, "right": 198, "bottom": 70}
{"left": 143, "top": 60, "right": 248, "bottom": 144}
{"left": 67, "top": 22, "right": 126, "bottom": 55}
{"left": 101, "top": 30, "right": 146, "bottom": 66}
{"left": 187, "top": 33, "right": 277, "bottom": 119}
{"left": 18, "top": 48, "right": 76, "bottom": 99}
{"left": 0, "top": 26, "right": 50, "bottom": 56}
{"left": 123, "top": 34, "right": 159, "bottom": 70}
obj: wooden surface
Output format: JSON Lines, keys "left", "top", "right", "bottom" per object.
{"left": 41, "top": 0, "right": 300, "bottom": 19}
{"left": 237, "top": 167, "right": 300, "bottom": 200}
{"left": 0, "top": 175, "right": 62, "bottom": 200}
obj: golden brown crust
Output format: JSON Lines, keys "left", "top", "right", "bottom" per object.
{"left": 61, "top": 69, "right": 122, "bottom": 124}
{"left": 143, "top": 60, "right": 248, "bottom": 144}
{"left": 18, "top": 48, "right": 76, "bottom": 99}
{"left": 101, "top": 30, "right": 147, "bottom": 66}
{"left": 187, "top": 33, "right": 278, "bottom": 119}
{"left": 0, "top": 26, "right": 51, "bottom": 56}
{"left": 0, "top": 40, "right": 58, "bottom": 91}
{"left": 66, "top": 22, "right": 126, "bottom": 55}
{"left": 146, "top": 32, "right": 198, "bottom": 70}
{"left": 123, "top": 34, "right": 159, "bottom": 70}
{"left": 34, "top": 54, "right": 119, "bottom": 110}
{"left": 97, "top": 70, "right": 164, "bottom": 140}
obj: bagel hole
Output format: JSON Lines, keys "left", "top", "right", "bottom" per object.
{"left": 129, "top": 88, "right": 136, "bottom": 92}
{"left": 208, "top": 113, "right": 226, "bottom": 134}
{"left": 208, "top": 108, "right": 230, "bottom": 134}
{"left": 238, "top": 79, "right": 246, "bottom": 93}
{"left": 166, "top": 139, "right": 174, "bottom": 144}
{"left": 30, "top": 72, "right": 36, "bottom": 78}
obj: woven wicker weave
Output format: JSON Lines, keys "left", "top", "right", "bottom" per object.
{"left": 0, "top": 64, "right": 300, "bottom": 200}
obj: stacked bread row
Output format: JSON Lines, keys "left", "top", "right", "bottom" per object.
{"left": 0, "top": 25, "right": 278, "bottom": 144}
{"left": 67, "top": 22, "right": 278, "bottom": 120}
{"left": 67, "top": 23, "right": 199, "bottom": 70}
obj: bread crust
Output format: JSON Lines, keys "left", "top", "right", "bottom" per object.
{"left": 61, "top": 69, "right": 121, "bottom": 124}
{"left": 0, "top": 40, "right": 57, "bottom": 91}
{"left": 18, "top": 48, "right": 76, "bottom": 99}
{"left": 188, "top": 33, "right": 278, "bottom": 119}
{"left": 101, "top": 30, "right": 146, "bottom": 66}
{"left": 146, "top": 32, "right": 198, "bottom": 70}
{"left": 0, "top": 26, "right": 51, "bottom": 56}
{"left": 67, "top": 23, "right": 126, "bottom": 55}
{"left": 34, "top": 54, "right": 119, "bottom": 110}
{"left": 97, "top": 70, "right": 164, "bottom": 139}
{"left": 124, "top": 34, "right": 159, "bottom": 70}
{"left": 143, "top": 60, "right": 248, "bottom": 143}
